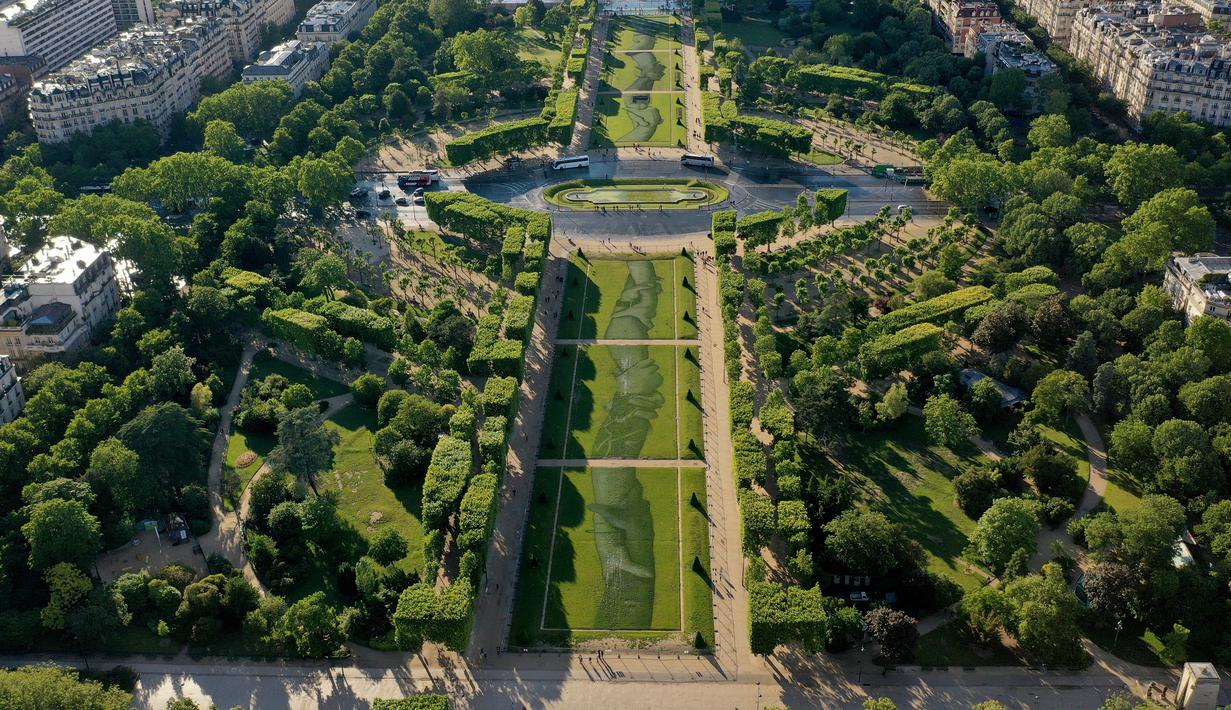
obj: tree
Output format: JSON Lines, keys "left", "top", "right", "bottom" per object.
{"left": 203, "top": 119, "right": 247, "bottom": 162}
{"left": 864, "top": 700, "right": 897, "bottom": 710}
{"left": 953, "top": 466, "right": 1002, "bottom": 517}
{"left": 368, "top": 528, "right": 409, "bottom": 565}
{"left": 1027, "top": 114, "right": 1072, "bottom": 149}
{"left": 86, "top": 438, "right": 150, "bottom": 516}
{"left": 298, "top": 250, "right": 349, "bottom": 298}
{"left": 1186, "top": 316, "right": 1231, "bottom": 374}
{"left": 929, "top": 157, "right": 1017, "bottom": 211}
{"left": 450, "top": 29, "right": 519, "bottom": 83}
{"left": 875, "top": 382, "right": 909, "bottom": 423}
{"left": 864, "top": 607, "right": 918, "bottom": 661}
{"left": 923, "top": 394, "right": 978, "bottom": 448}
{"left": 540, "top": 5, "right": 568, "bottom": 40}
{"left": 297, "top": 156, "right": 352, "bottom": 210}
{"left": 1105, "top": 143, "right": 1184, "bottom": 207}
{"left": 1087, "top": 495, "right": 1185, "bottom": 571}
{"left": 967, "top": 378, "right": 1003, "bottom": 423}
{"left": 960, "top": 586, "right": 1015, "bottom": 644}
{"left": 969, "top": 497, "right": 1039, "bottom": 575}
{"left": 1083, "top": 561, "right": 1137, "bottom": 620}
{"left": 824, "top": 509, "right": 903, "bottom": 577}
{"left": 352, "top": 373, "right": 385, "bottom": 408}
{"left": 1065, "top": 331, "right": 1099, "bottom": 378}
{"left": 151, "top": 346, "right": 196, "bottom": 401}
{"left": 989, "top": 68, "right": 1027, "bottom": 110}
{"left": 912, "top": 270, "right": 956, "bottom": 299}
{"left": 267, "top": 407, "right": 340, "bottom": 483}
{"left": 972, "top": 301, "right": 1027, "bottom": 352}
{"left": 428, "top": 0, "right": 477, "bottom": 34}
{"left": 22, "top": 498, "right": 101, "bottom": 570}
{"left": 1004, "top": 563, "right": 1082, "bottom": 664}
{"left": 42, "top": 563, "right": 94, "bottom": 630}
{"left": 0, "top": 665, "right": 131, "bottom": 709}
{"left": 1028, "top": 370, "right": 1089, "bottom": 427}
{"left": 272, "top": 591, "right": 343, "bottom": 658}
{"left": 1122, "top": 187, "right": 1212, "bottom": 255}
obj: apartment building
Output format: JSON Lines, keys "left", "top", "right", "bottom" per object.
{"left": 158, "top": 0, "right": 296, "bottom": 64}
{"left": 925, "top": 0, "right": 1007, "bottom": 55}
{"left": 242, "top": 39, "right": 329, "bottom": 94}
{"left": 111, "top": 0, "right": 154, "bottom": 29}
{"left": 297, "top": 0, "right": 378, "bottom": 44}
{"left": 1070, "top": 3, "right": 1231, "bottom": 127}
{"left": 0, "top": 0, "right": 117, "bottom": 71}
{"left": 974, "top": 30, "right": 1060, "bottom": 110}
{"left": 1181, "top": 0, "right": 1231, "bottom": 19}
{"left": 1017, "top": 0, "right": 1088, "bottom": 45}
{"left": 0, "top": 237, "right": 121, "bottom": 366}
{"left": 0, "top": 355, "right": 23, "bottom": 423}
{"left": 27, "top": 18, "right": 231, "bottom": 143}
{"left": 1164, "top": 254, "right": 1231, "bottom": 322}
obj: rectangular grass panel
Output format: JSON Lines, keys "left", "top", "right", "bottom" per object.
{"left": 680, "top": 467, "right": 715, "bottom": 647}
{"left": 542, "top": 467, "right": 682, "bottom": 631}
{"left": 608, "top": 15, "right": 679, "bottom": 51}
{"left": 601, "top": 49, "right": 684, "bottom": 93}
{"left": 678, "top": 345, "right": 704, "bottom": 459}
{"left": 591, "top": 92, "right": 688, "bottom": 147}
{"left": 562, "top": 344, "right": 680, "bottom": 460}
{"left": 561, "top": 256, "right": 698, "bottom": 340}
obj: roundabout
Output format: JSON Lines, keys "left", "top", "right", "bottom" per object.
{"left": 544, "top": 177, "right": 729, "bottom": 209}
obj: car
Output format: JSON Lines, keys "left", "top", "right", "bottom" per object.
{"left": 377, "top": 189, "right": 391, "bottom": 200}
{"left": 356, "top": 209, "right": 372, "bottom": 218}
{"left": 349, "top": 187, "right": 366, "bottom": 199}
{"left": 395, "top": 197, "right": 409, "bottom": 206}
{"left": 412, "top": 187, "right": 425, "bottom": 197}
{"left": 896, "top": 204, "right": 910, "bottom": 212}
{"left": 848, "top": 591, "right": 870, "bottom": 603}
{"left": 412, "top": 195, "right": 425, "bottom": 205}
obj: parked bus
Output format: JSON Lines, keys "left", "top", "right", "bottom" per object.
{"left": 552, "top": 155, "right": 590, "bottom": 170}
{"left": 681, "top": 153, "right": 715, "bottom": 167}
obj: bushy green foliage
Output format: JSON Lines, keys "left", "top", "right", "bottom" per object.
{"left": 733, "top": 427, "right": 767, "bottom": 487}
{"left": 457, "top": 473, "right": 498, "bottom": 553}
{"left": 712, "top": 209, "right": 737, "bottom": 259}
{"left": 421, "top": 436, "right": 473, "bottom": 530}
{"left": 309, "top": 299, "right": 397, "bottom": 350}
{"left": 482, "top": 376, "right": 518, "bottom": 418}
{"left": 860, "top": 323, "right": 944, "bottom": 378}
{"left": 503, "top": 295, "right": 535, "bottom": 339}
{"left": 444, "top": 117, "right": 550, "bottom": 165}
{"left": 477, "top": 414, "right": 507, "bottom": 462}
{"left": 874, "top": 286, "right": 992, "bottom": 333}
{"left": 748, "top": 581, "right": 829, "bottom": 654}
{"left": 739, "top": 488, "right": 775, "bottom": 552}
{"left": 262, "top": 307, "right": 344, "bottom": 359}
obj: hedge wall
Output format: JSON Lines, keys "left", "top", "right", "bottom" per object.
{"left": 422, "top": 435, "right": 473, "bottom": 530}
{"left": 748, "top": 581, "right": 828, "bottom": 655}
{"left": 477, "top": 415, "right": 508, "bottom": 462}
{"left": 483, "top": 376, "right": 518, "bottom": 419}
{"left": 488, "top": 339, "right": 525, "bottom": 377}
{"left": 729, "top": 379, "right": 755, "bottom": 428}
{"left": 310, "top": 299, "right": 397, "bottom": 351}
{"left": 860, "top": 322, "right": 944, "bottom": 379}
{"left": 262, "top": 307, "right": 343, "bottom": 359}
{"left": 814, "top": 188, "right": 848, "bottom": 223}
{"left": 457, "top": 473, "right": 498, "bottom": 553}
{"left": 790, "top": 64, "right": 936, "bottom": 101}
{"left": 548, "top": 88, "right": 579, "bottom": 144}
{"left": 444, "top": 117, "right": 550, "bottom": 165}
{"left": 737, "top": 210, "right": 784, "bottom": 244}
{"left": 874, "top": 285, "right": 992, "bottom": 333}
{"left": 515, "top": 271, "right": 540, "bottom": 295}
{"left": 733, "top": 427, "right": 767, "bottom": 487}
{"left": 712, "top": 209, "right": 737, "bottom": 258}
{"left": 739, "top": 488, "right": 775, "bottom": 554}
{"left": 503, "top": 294, "right": 535, "bottom": 340}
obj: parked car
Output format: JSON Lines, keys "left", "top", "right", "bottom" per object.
{"left": 412, "top": 187, "right": 425, "bottom": 197}
{"left": 377, "top": 189, "right": 391, "bottom": 200}
{"left": 349, "top": 187, "right": 366, "bottom": 199}
{"left": 395, "top": 197, "right": 409, "bottom": 206}
{"left": 412, "top": 195, "right": 425, "bottom": 205}
{"left": 848, "top": 591, "right": 870, "bottom": 604}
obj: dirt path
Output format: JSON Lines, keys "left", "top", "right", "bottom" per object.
{"left": 680, "top": 12, "right": 705, "bottom": 153}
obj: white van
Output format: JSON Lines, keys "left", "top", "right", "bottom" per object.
{"left": 681, "top": 153, "right": 715, "bottom": 167}
{"left": 552, "top": 155, "right": 590, "bottom": 170}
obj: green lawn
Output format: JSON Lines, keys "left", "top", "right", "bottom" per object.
{"left": 1040, "top": 422, "right": 1142, "bottom": 513}
{"left": 223, "top": 428, "right": 275, "bottom": 511}
{"left": 912, "top": 624, "right": 1024, "bottom": 667}
{"left": 796, "top": 148, "right": 844, "bottom": 166}
{"left": 602, "top": 49, "right": 684, "bottom": 93}
{"left": 323, "top": 404, "right": 424, "bottom": 572}
{"left": 249, "top": 353, "right": 349, "bottom": 400}
{"left": 539, "top": 345, "right": 702, "bottom": 460}
{"left": 561, "top": 255, "right": 698, "bottom": 340}
{"left": 608, "top": 15, "right": 679, "bottom": 51}
{"left": 511, "top": 26, "right": 563, "bottom": 67}
{"left": 511, "top": 465, "right": 712, "bottom": 647}
{"left": 837, "top": 416, "right": 990, "bottom": 592}
{"left": 592, "top": 92, "right": 688, "bottom": 147}
{"left": 719, "top": 18, "right": 787, "bottom": 48}
{"left": 679, "top": 346, "right": 704, "bottom": 459}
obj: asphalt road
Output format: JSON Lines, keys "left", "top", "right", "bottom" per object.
{"left": 453, "top": 157, "right": 940, "bottom": 238}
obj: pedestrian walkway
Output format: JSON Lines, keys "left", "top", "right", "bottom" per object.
{"left": 554, "top": 337, "right": 698, "bottom": 345}
{"left": 567, "top": 16, "right": 609, "bottom": 155}
{"left": 680, "top": 13, "right": 706, "bottom": 154}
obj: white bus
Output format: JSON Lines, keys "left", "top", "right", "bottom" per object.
{"left": 681, "top": 153, "right": 715, "bottom": 167}
{"left": 552, "top": 155, "right": 590, "bottom": 170}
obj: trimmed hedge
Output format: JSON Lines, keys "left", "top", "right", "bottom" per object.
{"left": 791, "top": 63, "right": 935, "bottom": 100}
{"left": 712, "top": 209, "right": 737, "bottom": 259}
{"left": 310, "top": 299, "right": 397, "bottom": 351}
{"left": 748, "top": 581, "right": 828, "bottom": 655}
{"left": 730, "top": 379, "right": 755, "bottom": 427}
{"left": 371, "top": 696, "right": 450, "bottom": 710}
{"left": 814, "top": 188, "right": 848, "bottom": 223}
{"left": 483, "top": 376, "right": 518, "bottom": 419}
{"left": 457, "top": 473, "right": 498, "bottom": 553}
{"left": 733, "top": 427, "right": 767, "bottom": 487}
{"left": 444, "top": 117, "right": 550, "bottom": 165}
{"left": 224, "top": 268, "right": 277, "bottom": 304}
{"left": 515, "top": 271, "right": 540, "bottom": 295}
{"left": 739, "top": 488, "right": 775, "bottom": 553}
{"left": 448, "top": 404, "right": 477, "bottom": 439}
{"left": 503, "top": 294, "right": 535, "bottom": 340}
{"left": 549, "top": 88, "right": 579, "bottom": 145}
{"left": 1006, "top": 282, "right": 1060, "bottom": 311}
{"left": 487, "top": 339, "right": 524, "bottom": 377}
{"left": 262, "top": 307, "right": 343, "bottom": 359}
{"left": 860, "top": 322, "right": 944, "bottom": 379}
{"left": 873, "top": 285, "right": 992, "bottom": 333}
{"left": 478, "top": 415, "right": 508, "bottom": 462}
{"left": 737, "top": 210, "right": 784, "bottom": 245}
{"left": 704, "top": 92, "right": 809, "bottom": 157}
{"left": 422, "top": 435, "right": 473, "bottom": 530}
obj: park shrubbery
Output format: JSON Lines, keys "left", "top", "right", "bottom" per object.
{"left": 748, "top": 581, "right": 828, "bottom": 654}
{"left": 874, "top": 286, "right": 992, "bottom": 333}
{"left": 262, "top": 307, "right": 344, "bottom": 359}
{"left": 790, "top": 64, "right": 935, "bottom": 100}
{"left": 712, "top": 209, "right": 737, "bottom": 258}
{"left": 421, "top": 435, "right": 472, "bottom": 531}
{"left": 860, "top": 323, "right": 945, "bottom": 378}
{"left": 308, "top": 299, "right": 397, "bottom": 351}
{"left": 457, "top": 473, "right": 498, "bottom": 553}
{"left": 503, "top": 295, "right": 535, "bottom": 339}
{"left": 733, "top": 428, "right": 768, "bottom": 487}
{"left": 702, "top": 92, "right": 808, "bottom": 157}
{"left": 483, "top": 376, "right": 518, "bottom": 419}
{"left": 444, "top": 117, "right": 550, "bottom": 165}
{"left": 737, "top": 210, "right": 785, "bottom": 245}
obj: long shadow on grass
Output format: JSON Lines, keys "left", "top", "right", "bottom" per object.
{"left": 542, "top": 470, "right": 584, "bottom": 630}
{"left": 564, "top": 348, "right": 597, "bottom": 459}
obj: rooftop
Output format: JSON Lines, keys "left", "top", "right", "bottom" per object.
{"left": 244, "top": 39, "right": 322, "bottom": 74}
{"left": 0, "top": 0, "right": 59, "bottom": 25}
{"left": 30, "top": 19, "right": 220, "bottom": 95}
{"left": 300, "top": 0, "right": 363, "bottom": 24}
{"left": 22, "top": 301, "right": 73, "bottom": 334}
{"left": 15, "top": 236, "right": 107, "bottom": 285}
